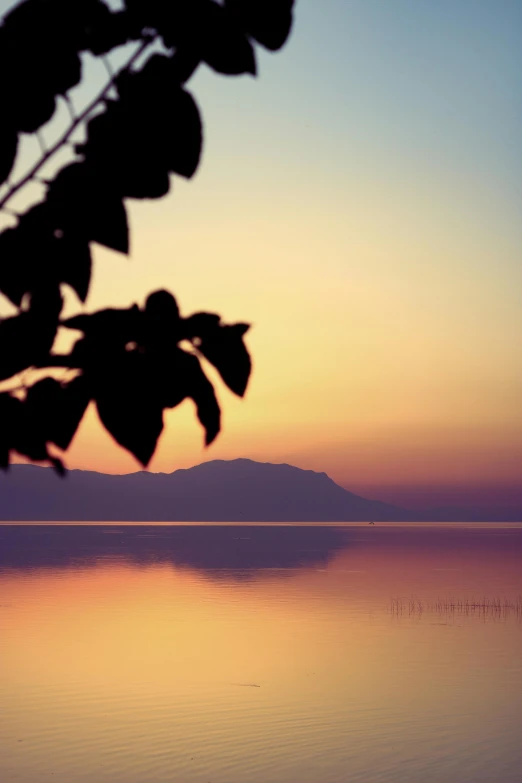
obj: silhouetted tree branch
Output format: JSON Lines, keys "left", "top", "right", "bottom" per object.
{"left": 0, "top": 0, "right": 294, "bottom": 472}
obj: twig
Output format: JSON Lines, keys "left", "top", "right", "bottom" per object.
{"left": 0, "top": 35, "right": 155, "bottom": 212}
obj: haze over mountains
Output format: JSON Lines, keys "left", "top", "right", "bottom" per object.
{"left": 0, "top": 459, "right": 519, "bottom": 522}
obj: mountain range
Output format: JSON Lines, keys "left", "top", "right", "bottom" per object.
{"left": 0, "top": 458, "right": 412, "bottom": 521}
{"left": 0, "top": 459, "right": 518, "bottom": 521}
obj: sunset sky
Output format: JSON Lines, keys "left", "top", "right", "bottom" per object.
{"left": 2, "top": 0, "right": 521, "bottom": 510}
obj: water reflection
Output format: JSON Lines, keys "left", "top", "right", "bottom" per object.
{"left": 1, "top": 523, "right": 522, "bottom": 582}
{"left": 1, "top": 524, "right": 522, "bottom": 783}
{"left": 0, "top": 524, "right": 352, "bottom": 576}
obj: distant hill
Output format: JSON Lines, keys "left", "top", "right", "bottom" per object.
{"left": 0, "top": 459, "right": 414, "bottom": 522}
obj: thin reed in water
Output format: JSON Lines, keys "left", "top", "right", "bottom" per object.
{"left": 388, "top": 596, "right": 522, "bottom": 620}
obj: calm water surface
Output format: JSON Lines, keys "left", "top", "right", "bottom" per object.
{"left": 1, "top": 523, "right": 521, "bottom": 783}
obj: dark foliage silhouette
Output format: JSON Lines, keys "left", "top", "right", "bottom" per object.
{"left": 0, "top": 0, "right": 294, "bottom": 471}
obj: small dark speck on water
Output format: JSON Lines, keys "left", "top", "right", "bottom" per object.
{"left": 233, "top": 683, "right": 261, "bottom": 688}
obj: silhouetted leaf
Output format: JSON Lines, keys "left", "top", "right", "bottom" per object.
{"left": 182, "top": 315, "right": 251, "bottom": 396}
{"left": 0, "top": 313, "right": 38, "bottom": 381}
{"left": 143, "top": 290, "right": 182, "bottom": 349}
{"left": 0, "top": 393, "right": 23, "bottom": 469}
{"left": 169, "top": 88, "right": 203, "bottom": 178}
{"left": 158, "top": 349, "right": 221, "bottom": 445}
{"left": 50, "top": 456, "right": 66, "bottom": 476}
{"left": 94, "top": 349, "right": 163, "bottom": 465}
{"left": 0, "top": 380, "right": 71, "bottom": 470}
{"left": 0, "top": 125, "right": 18, "bottom": 185}
{"left": 182, "top": 312, "right": 221, "bottom": 336}
{"left": 48, "top": 164, "right": 129, "bottom": 253}
{"left": 84, "top": 7, "right": 138, "bottom": 56}
{"left": 196, "top": 2, "right": 256, "bottom": 76}
{"left": 201, "top": 324, "right": 251, "bottom": 397}
{"left": 62, "top": 305, "right": 143, "bottom": 353}
{"left": 4, "top": 71, "right": 57, "bottom": 135}
{"left": 23, "top": 203, "right": 93, "bottom": 303}
{"left": 25, "top": 375, "right": 91, "bottom": 451}
{"left": 80, "top": 57, "right": 203, "bottom": 197}
{"left": 0, "top": 289, "right": 63, "bottom": 381}
{"left": 184, "top": 354, "right": 221, "bottom": 445}
{"left": 140, "top": 55, "right": 203, "bottom": 178}
{"left": 0, "top": 227, "right": 30, "bottom": 307}
{"left": 125, "top": 0, "right": 256, "bottom": 76}
{"left": 11, "top": 404, "right": 51, "bottom": 464}
{"left": 225, "top": 0, "right": 294, "bottom": 51}
{"left": 145, "top": 290, "right": 180, "bottom": 322}
{"left": 0, "top": 0, "right": 126, "bottom": 135}
{"left": 0, "top": 203, "right": 92, "bottom": 305}
{"left": 80, "top": 98, "right": 170, "bottom": 199}
{"left": 60, "top": 243, "right": 92, "bottom": 303}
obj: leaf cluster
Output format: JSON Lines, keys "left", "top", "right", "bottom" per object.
{"left": 0, "top": 289, "right": 250, "bottom": 467}
{"left": 0, "top": 0, "right": 294, "bottom": 471}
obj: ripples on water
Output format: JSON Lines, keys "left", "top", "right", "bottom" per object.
{"left": 1, "top": 523, "right": 521, "bottom": 783}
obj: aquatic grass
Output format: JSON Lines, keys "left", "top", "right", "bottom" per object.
{"left": 389, "top": 596, "right": 522, "bottom": 621}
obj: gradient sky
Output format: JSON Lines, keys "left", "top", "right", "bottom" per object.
{"left": 1, "top": 0, "right": 521, "bottom": 508}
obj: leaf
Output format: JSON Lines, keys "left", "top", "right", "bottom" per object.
{"left": 125, "top": 0, "right": 256, "bottom": 76}
{"left": 50, "top": 456, "right": 66, "bottom": 477}
{"left": 80, "top": 98, "right": 171, "bottom": 199}
{"left": 54, "top": 377, "right": 91, "bottom": 451}
{"left": 186, "top": 355, "right": 221, "bottom": 445}
{"left": 3, "top": 66, "right": 58, "bottom": 135}
{"left": 0, "top": 203, "right": 93, "bottom": 305}
{"left": 62, "top": 305, "right": 143, "bottom": 353}
{"left": 0, "top": 0, "right": 122, "bottom": 135}
{"left": 0, "top": 393, "right": 23, "bottom": 469}
{"left": 197, "top": 2, "right": 256, "bottom": 76}
{"left": 144, "top": 290, "right": 180, "bottom": 322}
{"left": 134, "top": 58, "right": 203, "bottom": 181}
{"left": 0, "top": 289, "right": 63, "bottom": 382}
{"left": 47, "top": 164, "right": 129, "bottom": 253}
{"left": 81, "top": 57, "right": 203, "bottom": 197}
{"left": 94, "top": 350, "right": 164, "bottom": 466}
{"left": 0, "top": 313, "right": 41, "bottom": 383}
{"left": 158, "top": 349, "right": 221, "bottom": 445}
{"left": 225, "top": 0, "right": 295, "bottom": 52}
{"left": 1, "top": 9, "right": 70, "bottom": 134}
{"left": 98, "top": 394, "right": 164, "bottom": 467}
{"left": 143, "top": 290, "right": 181, "bottom": 348}
{"left": 0, "top": 378, "right": 77, "bottom": 470}
{"left": 25, "top": 376, "right": 91, "bottom": 451}
{"left": 13, "top": 429, "right": 51, "bottom": 464}
{"left": 11, "top": 402, "right": 51, "bottom": 465}
{"left": 84, "top": 7, "right": 137, "bottom": 56}
{"left": 60, "top": 242, "right": 92, "bottom": 303}
{"left": 0, "top": 125, "right": 18, "bottom": 185}
{"left": 24, "top": 203, "right": 93, "bottom": 303}
{"left": 168, "top": 88, "right": 203, "bottom": 179}
{"left": 182, "top": 312, "right": 221, "bottom": 337}
{"left": 182, "top": 314, "right": 251, "bottom": 397}
{"left": 199, "top": 323, "right": 251, "bottom": 397}
{"left": 0, "top": 227, "right": 29, "bottom": 307}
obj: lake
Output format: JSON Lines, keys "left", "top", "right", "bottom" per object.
{"left": 1, "top": 523, "right": 521, "bottom": 783}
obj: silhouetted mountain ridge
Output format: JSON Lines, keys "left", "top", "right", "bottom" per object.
{"left": 0, "top": 458, "right": 412, "bottom": 521}
{"left": 1, "top": 459, "right": 518, "bottom": 521}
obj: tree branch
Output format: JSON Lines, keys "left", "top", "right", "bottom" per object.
{"left": 0, "top": 36, "right": 155, "bottom": 213}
